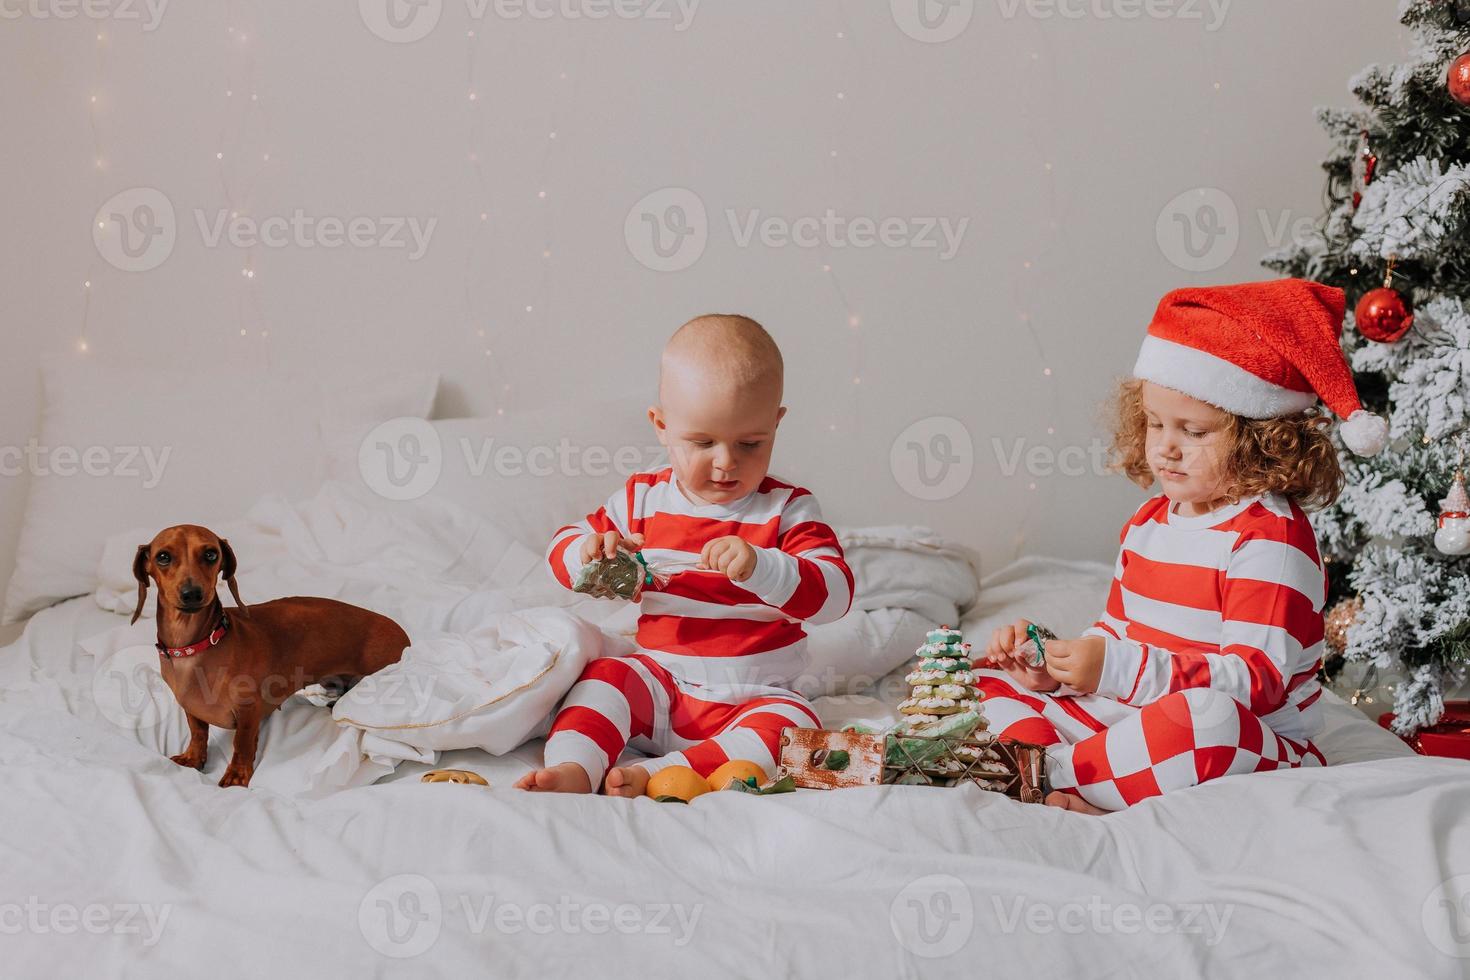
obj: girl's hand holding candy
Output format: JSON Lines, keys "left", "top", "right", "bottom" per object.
{"left": 984, "top": 618, "right": 1060, "bottom": 692}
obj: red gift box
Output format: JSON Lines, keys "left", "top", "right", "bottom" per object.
{"left": 1379, "top": 701, "right": 1470, "bottom": 760}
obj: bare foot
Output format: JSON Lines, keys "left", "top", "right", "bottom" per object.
{"left": 514, "top": 762, "right": 593, "bottom": 793}
{"left": 1045, "top": 790, "right": 1108, "bottom": 815}
{"left": 603, "top": 765, "right": 650, "bottom": 798}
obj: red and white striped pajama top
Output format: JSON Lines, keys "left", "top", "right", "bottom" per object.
{"left": 1083, "top": 491, "right": 1326, "bottom": 741}
{"left": 547, "top": 467, "right": 854, "bottom": 688}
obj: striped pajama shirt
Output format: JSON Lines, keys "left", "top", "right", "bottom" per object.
{"left": 544, "top": 468, "right": 853, "bottom": 786}
{"left": 983, "top": 492, "right": 1328, "bottom": 811}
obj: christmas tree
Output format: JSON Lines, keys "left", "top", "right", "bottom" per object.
{"left": 1265, "top": 0, "right": 1470, "bottom": 733}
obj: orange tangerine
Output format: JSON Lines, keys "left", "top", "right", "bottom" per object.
{"left": 645, "top": 765, "right": 710, "bottom": 802}
{"left": 706, "top": 759, "right": 768, "bottom": 792}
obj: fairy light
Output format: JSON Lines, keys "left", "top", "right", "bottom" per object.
{"left": 997, "top": 44, "right": 1063, "bottom": 534}
{"left": 78, "top": 24, "right": 109, "bottom": 356}
{"left": 212, "top": 7, "right": 273, "bottom": 356}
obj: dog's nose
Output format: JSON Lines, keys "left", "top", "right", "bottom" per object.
{"left": 179, "top": 584, "right": 204, "bottom": 605}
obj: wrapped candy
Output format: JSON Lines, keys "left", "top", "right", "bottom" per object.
{"left": 573, "top": 550, "right": 655, "bottom": 601}
{"left": 572, "top": 550, "right": 699, "bottom": 601}
{"left": 1014, "top": 622, "right": 1057, "bottom": 668}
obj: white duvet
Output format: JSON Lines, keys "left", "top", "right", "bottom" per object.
{"left": 2, "top": 486, "right": 1466, "bottom": 978}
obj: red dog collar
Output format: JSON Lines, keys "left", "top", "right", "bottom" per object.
{"left": 157, "top": 612, "right": 230, "bottom": 660}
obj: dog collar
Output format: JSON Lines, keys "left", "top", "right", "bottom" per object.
{"left": 157, "top": 612, "right": 230, "bottom": 660}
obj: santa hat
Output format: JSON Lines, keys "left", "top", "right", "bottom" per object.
{"left": 1132, "top": 278, "right": 1389, "bottom": 456}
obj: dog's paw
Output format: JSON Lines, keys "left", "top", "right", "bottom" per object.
{"left": 218, "top": 762, "right": 253, "bottom": 788}
{"left": 169, "top": 751, "right": 206, "bottom": 770}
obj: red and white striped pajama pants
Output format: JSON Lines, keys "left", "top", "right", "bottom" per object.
{"left": 544, "top": 653, "right": 821, "bottom": 787}
{"left": 976, "top": 670, "right": 1325, "bottom": 811}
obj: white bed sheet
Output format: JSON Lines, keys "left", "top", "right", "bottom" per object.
{"left": 2, "top": 563, "right": 1464, "bottom": 979}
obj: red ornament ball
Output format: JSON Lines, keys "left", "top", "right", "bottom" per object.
{"left": 1451, "top": 53, "right": 1470, "bottom": 107}
{"left": 1355, "top": 287, "right": 1415, "bottom": 343}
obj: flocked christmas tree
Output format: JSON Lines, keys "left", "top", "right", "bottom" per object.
{"left": 1265, "top": 0, "right": 1470, "bottom": 732}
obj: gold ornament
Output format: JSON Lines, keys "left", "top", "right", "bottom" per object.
{"left": 1324, "top": 596, "right": 1362, "bottom": 660}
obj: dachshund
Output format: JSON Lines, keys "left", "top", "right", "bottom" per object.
{"left": 132, "top": 524, "right": 409, "bottom": 787}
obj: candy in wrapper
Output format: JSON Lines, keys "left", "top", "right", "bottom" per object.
{"left": 572, "top": 550, "right": 653, "bottom": 600}
{"left": 572, "top": 550, "right": 701, "bottom": 601}
{"left": 1016, "top": 622, "right": 1057, "bottom": 668}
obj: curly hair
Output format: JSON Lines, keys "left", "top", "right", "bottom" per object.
{"left": 1108, "top": 379, "right": 1345, "bottom": 510}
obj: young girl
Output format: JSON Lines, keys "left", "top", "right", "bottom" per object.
{"left": 984, "top": 278, "right": 1389, "bottom": 814}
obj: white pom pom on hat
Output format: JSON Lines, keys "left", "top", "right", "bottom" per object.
{"left": 1131, "top": 278, "right": 1389, "bottom": 456}
{"left": 1340, "top": 409, "right": 1390, "bottom": 457}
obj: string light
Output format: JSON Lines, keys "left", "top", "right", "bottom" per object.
{"left": 78, "top": 23, "right": 109, "bottom": 356}
{"left": 211, "top": 5, "right": 273, "bottom": 359}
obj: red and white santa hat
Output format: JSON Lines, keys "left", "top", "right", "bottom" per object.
{"left": 1132, "top": 278, "right": 1389, "bottom": 456}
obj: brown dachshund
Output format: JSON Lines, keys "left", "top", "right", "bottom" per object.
{"left": 132, "top": 524, "right": 409, "bottom": 788}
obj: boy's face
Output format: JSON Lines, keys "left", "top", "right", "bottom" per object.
{"left": 1140, "top": 381, "right": 1230, "bottom": 513}
{"left": 650, "top": 373, "right": 785, "bottom": 506}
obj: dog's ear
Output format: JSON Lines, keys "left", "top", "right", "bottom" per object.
{"left": 219, "top": 537, "right": 249, "bottom": 617}
{"left": 131, "top": 545, "right": 150, "bottom": 625}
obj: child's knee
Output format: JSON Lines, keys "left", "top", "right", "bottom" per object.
{"left": 573, "top": 655, "right": 649, "bottom": 698}
{"left": 1153, "top": 687, "right": 1245, "bottom": 741}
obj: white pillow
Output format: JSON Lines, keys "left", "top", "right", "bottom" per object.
{"left": 2, "top": 357, "right": 437, "bottom": 624}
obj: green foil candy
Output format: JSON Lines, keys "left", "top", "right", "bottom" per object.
{"left": 573, "top": 550, "right": 651, "bottom": 601}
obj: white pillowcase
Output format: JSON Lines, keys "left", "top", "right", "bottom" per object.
{"left": 2, "top": 357, "right": 438, "bottom": 624}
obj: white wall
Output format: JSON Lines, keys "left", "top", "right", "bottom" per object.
{"left": 0, "top": 0, "right": 1403, "bottom": 612}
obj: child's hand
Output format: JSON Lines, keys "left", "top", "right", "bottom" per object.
{"left": 580, "top": 530, "right": 645, "bottom": 564}
{"left": 985, "top": 618, "right": 1059, "bottom": 692}
{"left": 1044, "top": 636, "right": 1106, "bottom": 694}
{"left": 700, "top": 536, "right": 757, "bottom": 583}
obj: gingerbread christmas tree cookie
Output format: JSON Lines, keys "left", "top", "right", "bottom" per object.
{"left": 897, "top": 626, "right": 985, "bottom": 731}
